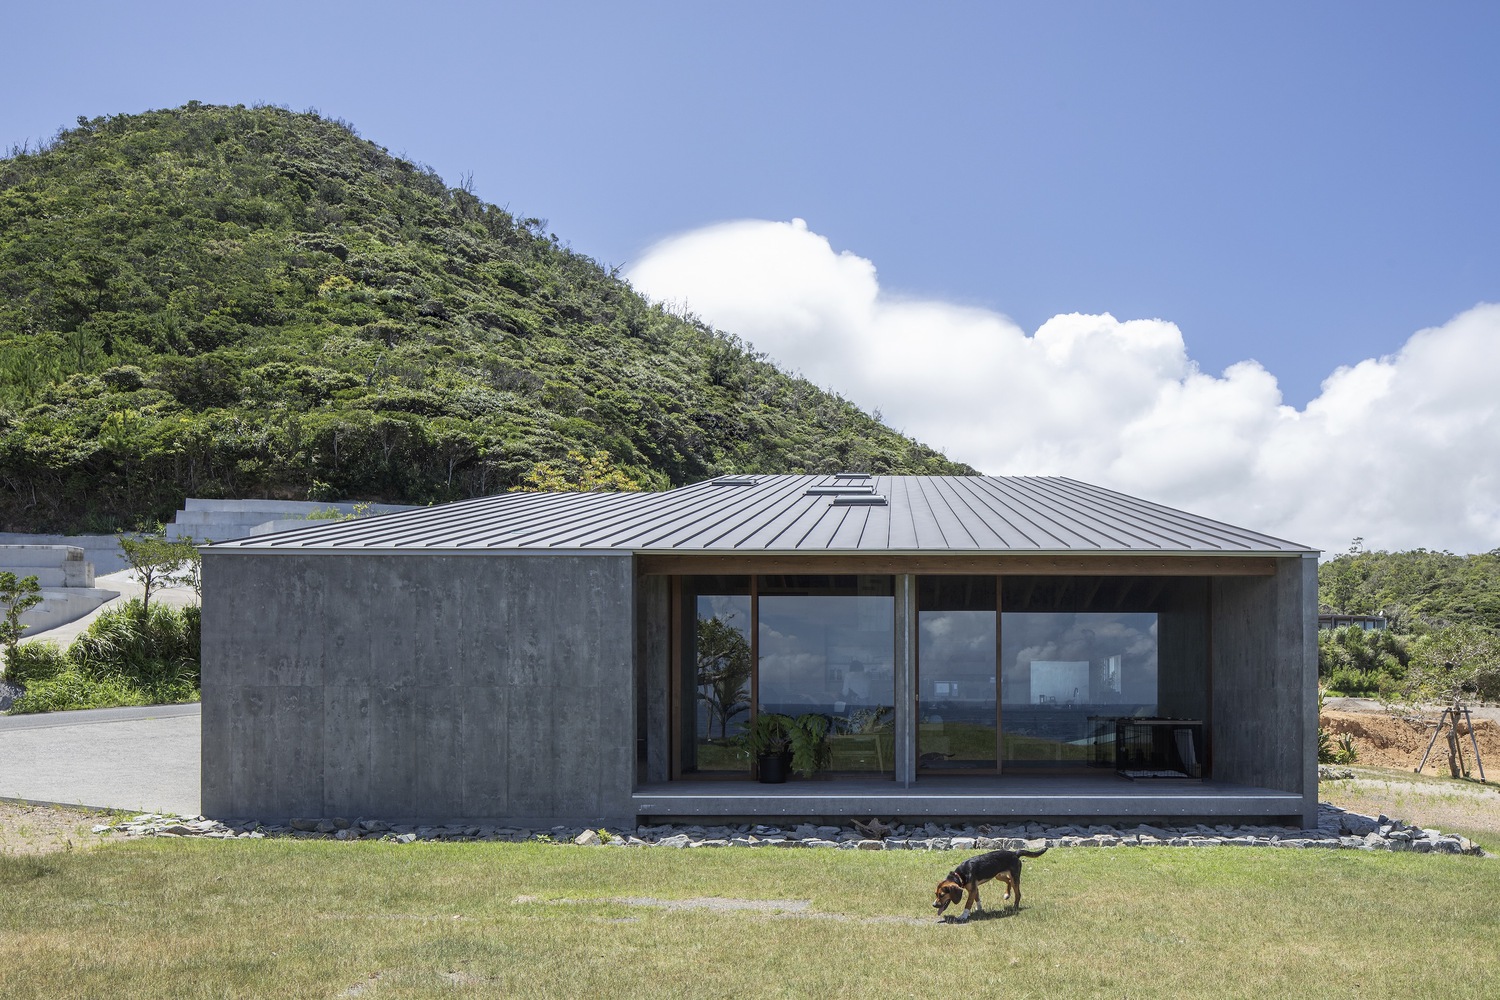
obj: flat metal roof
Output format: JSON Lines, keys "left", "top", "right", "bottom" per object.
{"left": 207, "top": 475, "right": 1315, "bottom": 555}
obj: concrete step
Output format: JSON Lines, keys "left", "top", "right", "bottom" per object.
{"left": 166, "top": 498, "right": 417, "bottom": 543}
{"left": 0, "top": 535, "right": 128, "bottom": 575}
{"left": 0, "top": 544, "right": 95, "bottom": 587}
{"left": 19, "top": 587, "right": 121, "bottom": 634}
{"left": 2, "top": 567, "right": 68, "bottom": 588}
{"left": 0, "top": 543, "right": 87, "bottom": 567}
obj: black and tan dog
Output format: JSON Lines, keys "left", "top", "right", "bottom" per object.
{"left": 932, "top": 848, "right": 1047, "bottom": 921}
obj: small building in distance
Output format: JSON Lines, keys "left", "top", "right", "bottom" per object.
{"left": 1317, "top": 613, "right": 1387, "bottom": 631}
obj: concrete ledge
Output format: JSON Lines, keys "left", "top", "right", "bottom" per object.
{"left": 20, "top": 588, "right": 120, "bottom": 633}
{"left": 633, "top": 776, "right": 1305, "bottom": 824}
{"left": 0, "top": 535, "right": 129, "bottom": 574}
{"left": 1, "top": 544, "right": 94, "bottom": 586}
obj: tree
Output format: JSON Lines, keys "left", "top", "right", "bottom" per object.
{"left": 1399, "top": 623, "right": 1500, "bottom": 707}
{"left": 118, "top": 528, "right": 200, "bottom": 611}
{"left": 1393, "top": 622, "right": 1500, "bottom": 778}
{"left": 695, "top": 614, "right": 751, "bottom": 739}
{"left": 511, "top": 450, "right": 644, "bottom": 493}
{"left": 0, "top": 572, "right": 43, "bottom": 679}
{"left": 1321, "top": 538, "right": 1368, "bottom": 614}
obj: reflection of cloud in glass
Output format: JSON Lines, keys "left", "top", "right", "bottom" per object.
{"left": 920, "top": 611, "right": 994, "bottom": 669}
{"left": 698, "top": 595, "right": 751, "bottom": 638}
{"left": 758, "top": 596, "right": 893, "bottom": 711}
{"left": 1003, "top": 612, "right": 1158, "bottom": 705}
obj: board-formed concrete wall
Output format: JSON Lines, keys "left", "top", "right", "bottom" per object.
{"left": 1210, "top": 554, "right": 1319, "bottom": 824}
{"left": 201, "top": 551, "right": 636, "bottom": 826}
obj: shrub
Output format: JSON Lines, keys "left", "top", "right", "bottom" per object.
{"left": 5, "top": 642, "right": 73, "bottom": 685}
{"left": 71, "top": 600, "right": 200, "bottom": 690}
{"left": 4, "top": 600, "right": 201, "bottom": 715}
{"left": 1325, "top": 666, "right": 1383, "bottom": 696}
{"left": 8, "top": 670, "right": 153, "bottom": 714}
{"left": 1, "top": 572, "right": 44, "bottom": 678}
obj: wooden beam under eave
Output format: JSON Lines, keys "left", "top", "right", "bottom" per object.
{"left": 634, "top": 553, "right": 1280, "bottom": 577}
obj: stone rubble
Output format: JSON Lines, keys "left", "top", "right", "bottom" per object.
{"left": 94, "top": 803, "right": 1486, "bottom": 856}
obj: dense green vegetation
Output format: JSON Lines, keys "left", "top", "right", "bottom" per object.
{"left": 1319, "top": 542, "right": 1500, "bottom": 633}
{"left": 0, "top": 103, "right": 969, "bottom": 533}
{"left": 4, "top": 599, "right": 200, "bottom": 713}
{"left": 1317, "top": 543, "right": 1500, "bottom": 699}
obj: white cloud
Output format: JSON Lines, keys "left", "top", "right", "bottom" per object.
{"left": 626, "top": 218, "right": 1500, "bottom": 555}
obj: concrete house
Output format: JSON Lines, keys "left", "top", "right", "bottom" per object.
{"left": 201, "top": 475, "right": 1319, "bottom": 828}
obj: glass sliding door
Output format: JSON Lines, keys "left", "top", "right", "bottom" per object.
{"left": 757, "top": 575, "right": 895, "bottom": 774}
{"left": 672, "top": 571, "right": 1195, "bottom": 780}
{"left": 999, "top": 610, "right": 1159, "bottom": 770}
{"left": 917, "top": 576, "right": 998, "bottom": 771}
{"left": 678, "top": 576, "right": 752, "bottom": 775}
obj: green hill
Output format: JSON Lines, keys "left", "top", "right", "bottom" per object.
{"left": 1320, "top": 543, "right": 1500, "bottom": 633}
{"left": 0, "top": 103, "right": 971, "bottom": 533}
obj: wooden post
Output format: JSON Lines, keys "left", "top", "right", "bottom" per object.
{"left": 1463, "top": 707, "right": 1488, "bottom": 783}
{"left": 1416, "top": 709, "right": 1449, "bottom": 774}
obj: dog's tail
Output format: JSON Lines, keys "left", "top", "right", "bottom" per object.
{"left": 1018, "top": 847, "right": 1048, "bottom": 858}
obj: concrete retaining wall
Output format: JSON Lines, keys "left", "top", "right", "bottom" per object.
{"left": 2, "top": 544, "right": 119, "bottom": 633}
{"left": 200, "top": 550, "right": 636, "bottom": 826}
{"left": 1, "top": 544, "right": 95, "bottom": 587}
{"left": 169, "top": 498, "right": 417, "bottom": 543}
{"left": 0, "top": 534, "right": 127, "bottom": 574}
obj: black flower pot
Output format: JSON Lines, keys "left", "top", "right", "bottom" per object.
{"left": 757, "top": 750, "right": 791, "bottom": 784}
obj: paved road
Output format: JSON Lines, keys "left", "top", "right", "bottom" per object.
{"left": 0, "top": 703, "right": 200, "bottom": 815}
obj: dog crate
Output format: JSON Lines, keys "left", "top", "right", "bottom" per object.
{"left": 1088, "top": 715, "right": 1118, "bottom": 769}
{"left": 1114, "top": 718, "right": 1204, "bottom": 780}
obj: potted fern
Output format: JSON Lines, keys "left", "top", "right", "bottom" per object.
{"left": 745, "top": 712, "right": 794, "bottom": 783}
{"left": 787, "top": 712, "right": 832, "bottom": 778}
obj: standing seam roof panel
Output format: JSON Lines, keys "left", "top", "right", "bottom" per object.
{"left": 208, "top": 475, "right": 1314, "bottom": 553}
{"left": 962, "top": 478, "right": 1076, "bottom": 549}
{"left": 944, "top": 476, "right": 1046, "bottom": 548}
{"left": 1048, "top": 477, "right": 1294, "bottom": 551}
{"left": 980, "top": 477, "right": 1130, "bottom": 549}
{"left": 1016, "top": 478, "right": 1175, "bottom": 550}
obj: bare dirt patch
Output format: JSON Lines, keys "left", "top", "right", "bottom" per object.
{"left": 514, "top": 895, "right": 933, "bottom": 925}
{"left": 0, "top": 799, "right": 123, "bottom": 855}
{"left": 1321, "top": 709, "right": 1500, "bottom": 774}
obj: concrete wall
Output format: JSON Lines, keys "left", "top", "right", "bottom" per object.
{"left": 1157, "top": 578, "right": 1210, "bottom": 723}
{"left": 0, "top": 533, "right": 128, "bottom": 574}
{"left": 1210, "top": 555, "right": 1319, "bottom": 824}
{"left": 170, "top": 498, "right": 417, "bottom": 543}
{"left": 201, "top": 550, "right": 636, "bottom": 826}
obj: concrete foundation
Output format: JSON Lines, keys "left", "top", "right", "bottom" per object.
{"left": 3, "top": 544, "right": 119, "bottom": 633}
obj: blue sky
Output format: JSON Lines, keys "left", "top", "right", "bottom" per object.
{"left": 5, "top": 2, "right": 1499, "bottom": 550}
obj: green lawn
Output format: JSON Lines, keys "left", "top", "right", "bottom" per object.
{"left": 2, "top": 839, "right": 1497, "bottom": 998}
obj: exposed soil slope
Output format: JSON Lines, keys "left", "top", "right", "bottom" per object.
{"left": 1322, "top": 709, "right": 1500, "bottom": 774}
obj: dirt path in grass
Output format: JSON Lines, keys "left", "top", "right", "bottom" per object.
{"left": 513, "top": 895, "right": 938, "bottom": 925}
{"left": 0, "top": 800, "right": 122, "bottom": 855}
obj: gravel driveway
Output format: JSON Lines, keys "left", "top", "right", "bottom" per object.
{"left": 0, "top": 703, "right": 200, "bottom": 815}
